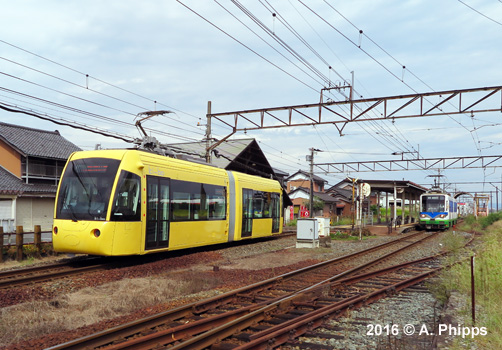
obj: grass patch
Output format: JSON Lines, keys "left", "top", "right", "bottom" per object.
{"left": 441, "top": 230, "right": 467, "bottom": 254}
{"left": 431, "top": 216, "right": 502, "bottom": 349}
{"left": 0, "top": 271, "right": 221, "bottom": 347}
{"left": 330, "top": 230, "right": 375, "bottom": 241}
{"left": 331, "top": 217, "right": 353, "bottom": 226}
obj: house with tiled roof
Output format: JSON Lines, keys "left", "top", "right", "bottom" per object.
{"left": 0, "top": 122, "right": 81, "bottom": 232}
{"left": 286, "top": 170, "right": 327, "bottom": 193}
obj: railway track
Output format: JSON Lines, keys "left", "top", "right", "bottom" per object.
{"left": 47, "top": 230, "right": 448, "bottom": 350}
{"left": 0, "top": 257, "right": 113, "bottom": 289}
{"left": 0, "top": 232, "right": 298, "bottom": 291}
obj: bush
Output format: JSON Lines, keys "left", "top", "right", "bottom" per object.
{"left": 286, "top": 219, "right": 297, "bottom": 227}
{"left": 479, "top": 212, "right": 502, "bottom": 229}
{"left": 2, "top": 243, "right": 57, "bottom": 262}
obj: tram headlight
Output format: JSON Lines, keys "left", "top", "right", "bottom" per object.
{"left": 93, "top": 229, "right": 101, "bottom": 238}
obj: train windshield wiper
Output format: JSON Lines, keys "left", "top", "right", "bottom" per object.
{"left": 61, "top": 185, "right": 78, "bottom": 222}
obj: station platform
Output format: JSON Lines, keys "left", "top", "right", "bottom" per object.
{"left": 332, "top": 222, "right": 418, "bottom": 236}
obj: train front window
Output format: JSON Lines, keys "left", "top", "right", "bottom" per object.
{"left": 422, "top": 195, "right": 445, "bottom": 212}
{"left": 111, "top": 171, "right": 141, "bottom": 222}
{"left": 56, "top": 158, "right": 120, "bottom": 221}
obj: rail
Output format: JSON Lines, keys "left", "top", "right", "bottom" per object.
{"left": 47, "top": 231, "right": 436, "bottom": 350}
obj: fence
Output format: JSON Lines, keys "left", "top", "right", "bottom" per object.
{"left": 0, "top": 225, "right": 52, "bottom": 262}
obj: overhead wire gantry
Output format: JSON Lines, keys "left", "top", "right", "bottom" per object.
{"left": 207, "top": 85, "right": 502, "bottom": 137}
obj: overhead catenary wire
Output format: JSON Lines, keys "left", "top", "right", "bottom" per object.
{"left": 0, "top": 88, "right": 201, "bottom": 142}
{"left": 316, "top": 3, "right": 482, "bottom": 154}
{"left": 318, "top": 1, "right": 486, "bottom": 165}
{"left": 271, "top": 1, "right": 428, "bottom": 173}
{"left": 212, "top": 0, "right": 326, "bottom": 88}
{"left": 0, "top": 67, "right": 205, "bottom": 136}
{"left": 176, "top": 0, "right": 319, "bottom": 93}
{"left": 284, "top": 0, "right": 426, "bottom": 162}
{"left": 1, "top": 2, "right": 498, "bottom": 193}
{"left": 258, "top": 0, "right": 342, "bottom": 84}
{"left": 299, "top": 1, "right": 483, "bottom": 154}
{"left": 0, "top": 39, "right": 201, "bottom": 121}
{"left": 0, "top": 103, "right": 134, "bottom": 143}
{"left": 206, "top": 1, "right": 426, "bottom": 167}
{"left": 230, "top": 0, "right": 332, "bottom": 86}
{"left": 260, "top": 1, "right": 425, "bottom": 161}
{"left": 0, "top": 39, "right": 210, "bottom": 146}
{"left": 457, "top": 0, "right": 502, "bottom": 27}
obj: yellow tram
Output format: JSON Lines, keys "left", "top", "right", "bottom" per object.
{"left": 52, "top": 149, "right": 284, "bottom": 256}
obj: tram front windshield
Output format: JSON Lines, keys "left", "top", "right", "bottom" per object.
{"left": 421, "top": 195, "right": 445, "bottom": 212}
{"left": 56, "top": 158, "right": 120, "bottom": 221}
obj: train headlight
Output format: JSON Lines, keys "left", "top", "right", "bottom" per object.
{"left": 439, "top": 214, "right": 446, "bottom": 218}
{"left": 420, "top": 214, "right": 426, "bottom": 218}
{"left": 93, "top": 229, "right": 101, "bottom": 238}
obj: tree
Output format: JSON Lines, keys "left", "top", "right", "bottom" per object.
{"left": 303, "top": 196, "right": 325, "bottom": 213}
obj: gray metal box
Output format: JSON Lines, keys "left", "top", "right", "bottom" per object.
{"left": 297, "top": 219, "right": 319, "bottom": 240}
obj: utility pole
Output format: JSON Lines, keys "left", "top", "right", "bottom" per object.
{"left": 347, "top": 177, "right": 358, "bottom": 230}
{"left": 205, "top": 101, "right": 212, "bottom": 164}
{"left": 307, "top": 148, "right": 322, "bottom": 218}
{"left": 357, "top": 182, "right": 363, "bottom": 241}
{"left": 496, "top": 187, "right": 499, "bottom": 212}
{"left": 393, "top": 183, "right": 397, "bottom": 224}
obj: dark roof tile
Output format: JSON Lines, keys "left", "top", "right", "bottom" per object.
{"left": 0, "top": 122, "right": 81, "bottom": 159}
{"left": 0, "top": 166, "right": 56, "bottom": 195}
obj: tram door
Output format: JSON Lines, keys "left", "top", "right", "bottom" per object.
{"left": 242, "top": 189, "right": 253, "bottom": 238}
{"left": 145, "top": 176, "right": 170, "bottom": 249}
{"left": 271, "top": 193, "right": 281, "bottom": 233}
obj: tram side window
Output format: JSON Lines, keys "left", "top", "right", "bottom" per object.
{"left": 243, "top": 188, "right": 253, "bottom": 219}
{"left": 246, "top": 190, "right": 275, "bottom": 219}
{"left": 253, "top": 191, "right": 264, "bottom": 218}
{"left": 263, "top": 192, "right": 272, "bottom": 218}
{"left": 203, "top": 184, "right": 226, "bottom": 220}
{"left": 171, "top": 180, "right": 226, "bottom": 221}
{"left": 111, "top": 171, "right": 141, "bottom": 221}
{"left": 172, "top": 180, "right": 198, "bottom": 221}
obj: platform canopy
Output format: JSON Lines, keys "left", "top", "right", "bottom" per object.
{"left": 332, "top": 179, "right": 429, "bottom": 197}
{"left": 357, "top": 179, "right": 429, "bottom": 197}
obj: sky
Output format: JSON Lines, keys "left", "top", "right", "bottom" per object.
{"left": 1, "top": 0, "right": 502, "bottom": 199}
